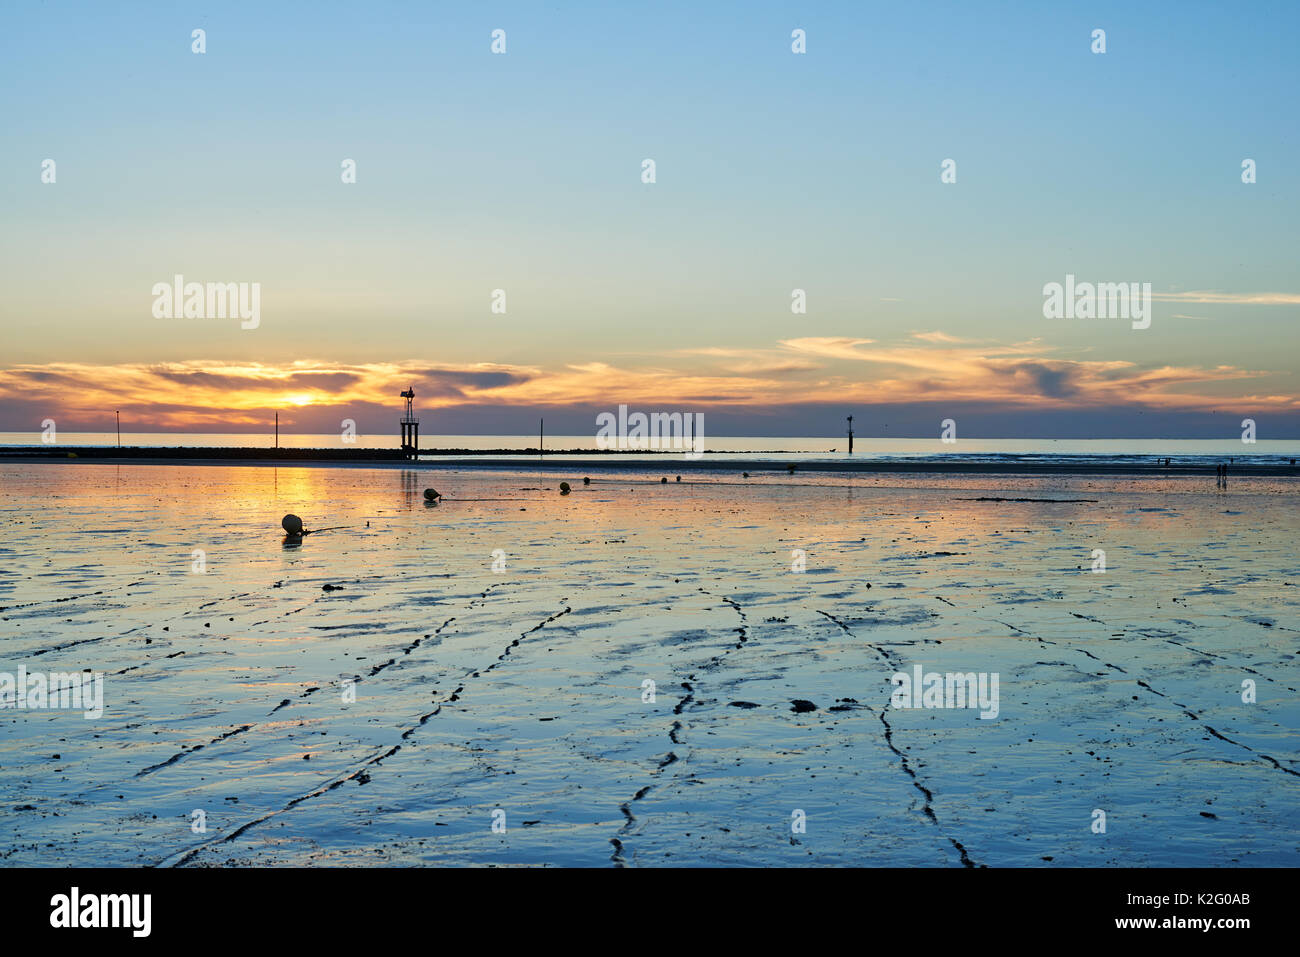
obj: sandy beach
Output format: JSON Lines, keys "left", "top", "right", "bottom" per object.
{"left": 1, "top": 461, "right": 1296, "bottom": 867}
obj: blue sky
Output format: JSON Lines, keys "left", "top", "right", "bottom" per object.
{"left": 1, "top": 1, "right": 1297, "bottom": 436}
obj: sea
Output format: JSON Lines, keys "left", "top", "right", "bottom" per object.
{"left": 2, "top": 433, "right": 1298, "bottom": 467}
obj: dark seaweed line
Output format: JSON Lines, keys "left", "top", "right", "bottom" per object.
{"left": 135, "top": 724, "right": 255, "bottom": 778}
{"left": 816, "top": 609, "right": 898, "bottom": 666}
{"left": 1071, "top": 607, "right": 1295, "bottom": 692}
{"left": 112, "top": 650, "right": 185, "bottom": 676}
{"left": 878, "top": 709, "right": 977, "bottom": 868}
{"left": 162, "top": 601, "right": 572, "bottom": 866}
{"left": 823, "top": 609, "right": 979, "bottom": 867}
{"left": 1059, "top": 639, "right": 1300, "bottom": 781}
{"left": 1136, "top": 680, "right": 1300, "bottom": 780}
{"left": 264, "top": 583, "right": 517, "bottom": 717}
{"left": 610, "top": 588, "right": 749, "bottom": 866}
{"left": 978, "top": 613, "right": 1299, "bottom": 790}
{"left": 0, "top": 577, "right": 153, "bottom": 613}
{"left": 1161, "top": 636, "right": 1297, "bottom": 692}
{"left": 163, "top": 738, "right": 405, "bottom": 867}
{"left": 1040, "top": 617, "right": 1300, "bottom": 780}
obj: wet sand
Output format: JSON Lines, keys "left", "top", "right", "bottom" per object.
{"left": 0, "top": 463, "right": 1296, "bottom": 866}
{"left": 2, "top": 448, "right": 1297, "bottom": 476}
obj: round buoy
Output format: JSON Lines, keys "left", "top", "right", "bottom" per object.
{"left": 423, "top": 488, "right": 440, "bottom": 502}
{"left": 742, "top": 472, "right": 749, "bottom": 478}
{"left": 281, "top": 514, "right": 304, "bottom": 535}
{"left": 661, "top": 477, "right": 667, "bottom": 484}
{"left": 559, "top": 482, "right": 571, "bottom": 494}
{"left": 675, "top": 476, "right": 681, "bottom": 482}
{"left": 583, "top": 477, "right": 590, "bottom": 485}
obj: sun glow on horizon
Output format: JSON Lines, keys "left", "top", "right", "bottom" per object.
{"left": 0, "top": 328, "right": 1294, "bottom": 434}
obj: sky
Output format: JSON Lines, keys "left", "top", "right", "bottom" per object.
{"left": 2, "top": 0, "right": 1298, "bottom": 438}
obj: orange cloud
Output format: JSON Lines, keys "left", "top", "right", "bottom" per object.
{"left": 0, "top": 334, "right": 1294, "bottom": 430}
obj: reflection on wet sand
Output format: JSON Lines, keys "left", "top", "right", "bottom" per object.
{"left": 0, "top": 462, "right": 1296, "bottom": 867}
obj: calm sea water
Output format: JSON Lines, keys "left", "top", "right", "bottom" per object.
{"left": 3, "top": 433, "right": 1299, "bottom": 466}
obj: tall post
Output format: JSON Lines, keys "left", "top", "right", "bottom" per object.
{"left": 275, "top": 412, "right": 279, "bottom": 449}
{"left": 847, "top": 415, "right": 854, "bottom": 455}
{"left": 399, "top": 387, "right": 419, "bottom": 461}
{"left": 116, "top": 410, "right": 120, "bottom": 448}
{"left": 539, "top": 418, "right": 544, "bottom": 457}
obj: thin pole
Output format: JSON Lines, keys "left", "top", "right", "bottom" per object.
{"left": 116, "top": 410, "right": 120, "bottom": 448}
{"left": 275, "top": 412, "right": 279, "bottom": 449}
{"left": 539, "top": 418, "right": 544, "bottom": 457}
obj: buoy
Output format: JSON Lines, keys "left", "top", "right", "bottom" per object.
{"left": 423, "top": 488, "right": 440, "bottom": 502}
{"left": 281, "top": 514, "right": 304, "bottom": 535}
{"left": 661, "top": 477, "right": 667, "bottom": 484}
{"left": 742, "top": 472, "right": 749, "bottom": 478}
{"left": 583, "top": 477, "right": 590, "bottom": 485}
{"left": 559, "top": 482, "right": 571, "bottom": 494}
{"left": 675, "top": 476, "right": 681, "bottom": 482}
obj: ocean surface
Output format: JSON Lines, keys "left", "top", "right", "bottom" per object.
{"left": 1, "top": 462, "right": 1296, "bottom": 866}
{"left": 4, "top": 433, "right": 1299, "bottom": 467}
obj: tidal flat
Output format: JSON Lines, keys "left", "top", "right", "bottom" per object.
{"left": 1, "top": 463, "right": 1296, "bottom": 866}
